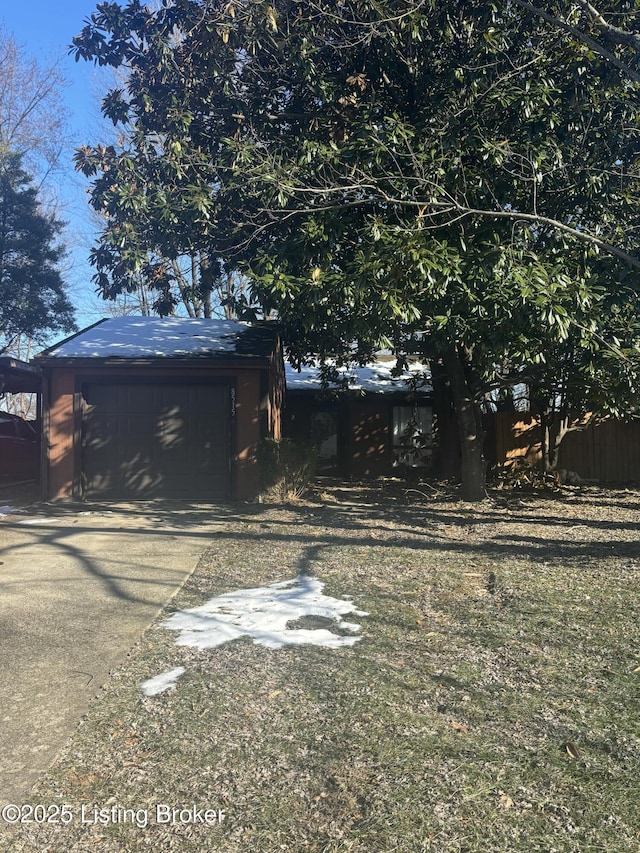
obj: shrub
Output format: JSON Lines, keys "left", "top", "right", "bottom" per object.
{"left": 257, "top": 438, "right": 317, "bottom": 502}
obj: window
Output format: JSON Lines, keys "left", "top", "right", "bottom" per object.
{"left": 392, "top": 405, "right": 432, "bottom": 468}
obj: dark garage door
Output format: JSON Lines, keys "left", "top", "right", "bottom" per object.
{"left": 82, "top": 383, "right": 231, "bottom": 499}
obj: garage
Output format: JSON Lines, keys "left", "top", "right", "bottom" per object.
{"left": 37, "top": 317, "right": 284, "bottom": 502}
{"left": 82, "top": 382, "right": 231, "bottom": 499}
{"left": 0, "top": 357, "right": 43, "bottom": 483}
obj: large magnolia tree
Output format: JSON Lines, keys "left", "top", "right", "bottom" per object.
{"left": 73, "top": 0, "right": 640, "bottom": 499}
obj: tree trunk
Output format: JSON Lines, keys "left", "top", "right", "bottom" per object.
{"left": 443, "top": 346, "right": 487, "bottom": 501}
{"left": 540, "top": 411, "right": 570, "bottom": 472}
{"left": 430, "top": 359, "right": 461, "bottom": 480}
{"left": 540, "top": 410, "right": 553, "bottom": 472}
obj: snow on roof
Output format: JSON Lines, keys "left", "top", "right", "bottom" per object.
{"left": 285, "top": 359, "right": 431, "bottom": 394}
{"left": 39, "top": 316, "right": 275, "bottom": 360}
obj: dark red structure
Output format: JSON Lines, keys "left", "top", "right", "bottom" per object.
{"left": 284, "top": 361, "right": 433, "bottom": 477}
{"left": 36, "top": 318, "right": 284, "bottom": 501}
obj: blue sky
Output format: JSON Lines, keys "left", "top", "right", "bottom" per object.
{"left": 1, "top": 1, "right": 102, "bottom": 133}
{"left": 1, "top": 1, "right": 114, "bottom": 329}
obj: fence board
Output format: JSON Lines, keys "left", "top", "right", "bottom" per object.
{"left": 489, "top": 414, "right": 640, "bottom": 482}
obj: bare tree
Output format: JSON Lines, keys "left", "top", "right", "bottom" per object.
{"left": 0, "top": 334, "right": 37, "bottom": 418}
{"left": 0, "top": 25, "right": 69, "bottom": 188}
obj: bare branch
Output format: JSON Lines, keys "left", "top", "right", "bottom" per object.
{"left": 0, "top": 25, "right": 69, "bottom": 183}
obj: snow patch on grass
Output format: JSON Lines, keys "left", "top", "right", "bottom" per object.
{"left": 18, "top": 517, "right": 60, "bottom": 525}
{"left": 161, "top": 574, "right": 367, "bottom": 651}
{"left": 140, "top": 666, "right": 186, "bottom": 696}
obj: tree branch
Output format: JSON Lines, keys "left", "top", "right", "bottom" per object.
{"left": 511, "top": 0, "right": 640, "bottom": 84}
{"left": 434, "top": 203, "right": 640, "bottom": 269}
{"left": 261, "top": 176, "right": 640, "bottom": 270}
{"left": 574, "top": 0, "right": 640, "bottom": 52}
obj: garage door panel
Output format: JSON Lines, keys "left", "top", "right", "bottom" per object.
{"left": 83, "top": 383, "right": 231, "bottom": 499}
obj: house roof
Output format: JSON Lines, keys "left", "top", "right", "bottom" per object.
{"left": 285, "top": 359, "right": 432, "bottom": 395}
{"left": 37, "top": 317, "right": 279, "bottom": 362}
{"left": 0, "top": 357, "right": 42, "bottom": 394}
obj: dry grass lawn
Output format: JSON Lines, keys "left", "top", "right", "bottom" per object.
{"left": 1, "top": 479, "right": 639, "bottom": 853}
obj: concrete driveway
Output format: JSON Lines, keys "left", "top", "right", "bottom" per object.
{"left": 0, "top": 498, "right": 229, "bottom": 806}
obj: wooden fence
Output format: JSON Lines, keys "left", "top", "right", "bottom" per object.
{"left": 486, "top": 413, "right": 640, "bottom": 482}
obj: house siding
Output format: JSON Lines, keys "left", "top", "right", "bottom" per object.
{"left": 47, "top": 369, "right": 76, "bottom": 499}
{"left": 348, "top": 400, "right": 391, "bottom": 476}
{"left": 267, "top": 337, "right": 285, "bottom": 441}
{"left": 234, "top": 369, "right": 262, "bottom": 500}
{"left": 284, "top": 395, "right": 433, "bottom": 477}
